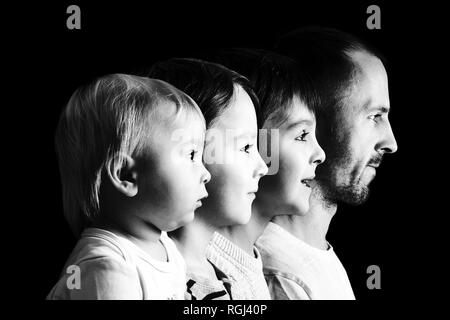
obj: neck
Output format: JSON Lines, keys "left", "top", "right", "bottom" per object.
{"left": 93, "top": 212, "right": 162, "bottom": 243}
{"left": 170, "top": 215, "right": 218, "bottom": 278}
{"left": 92, "top": 211, "right": 167, "bottom": 260}
{"left": 272, "top": 187, "right": 337, "bottom": 250}
{"left": 218, "top": 202, "right": 273, "bottom": 256}
{"left": 171, "top": 218, "right": 216, "bottom": 261}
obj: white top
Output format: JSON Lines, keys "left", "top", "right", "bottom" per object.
{"left": 47, "top": 228, "right": 186, "bottom": 300}
{"left": 205, "top": 231, "right": 271, "bottom": 300}
{"left": 256, "top": 222, "right": 355, "bottom": 300}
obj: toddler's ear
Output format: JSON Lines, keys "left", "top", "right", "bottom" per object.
{"left": 106, "top": 154, "right": 138, "bottom": 197}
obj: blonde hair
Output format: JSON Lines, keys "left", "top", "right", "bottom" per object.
{"left": 55, "top": 74, "right": 203, "bottom": 237}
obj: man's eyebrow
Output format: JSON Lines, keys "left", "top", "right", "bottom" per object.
{"left": 363, "top": 98, "right": 390, "bottom": 114}
{"left": 378, "top": 106, "right": 390, "bottom": 113}
{"left": 286, "top": 119, "right": 314, "bottom": 130}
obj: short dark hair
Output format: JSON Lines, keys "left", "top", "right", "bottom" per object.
{"left": 275, "top": 26, "right": 385, "bottom": 119}
{"left": 205, "top": 48, "right": 319, "bottom": 128}
{"left": 148, "top": 58, "right": 259, "bottom": 128}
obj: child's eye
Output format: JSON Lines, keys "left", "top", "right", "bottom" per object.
{"left": 295, "top": 130, "right": 309, "bottom": 142}
{"left": 240, "top": 144, "right": 253, "bottom": 154}
{"left": 190, "top": 150, "right": 198, "bottom": 161}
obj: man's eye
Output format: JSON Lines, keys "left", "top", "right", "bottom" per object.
{"left": 369, "top": 114, "right": 382, "bottom": 122}
{"left": 240, "top": 144, "right": 253, "bottom": 154}
{"left": 295, "top": 130, "right": 309, "bottom": 142}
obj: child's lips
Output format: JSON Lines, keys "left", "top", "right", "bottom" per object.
{"left": 195, "top": 193, "right": 208, "bottom": 208}
{"left": 301, "top": 176, "right": 315, "bottom": 188}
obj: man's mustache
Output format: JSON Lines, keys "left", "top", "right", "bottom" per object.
{"left": 367, "top": 153, "right": 383, "bottom": 167}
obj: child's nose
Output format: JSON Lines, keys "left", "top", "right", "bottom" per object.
{"left": 254, "top": 151, "right": 268, "bottom": 178}
{"left": 201, "top": 164, "right": 211, "bottom": 184}
{"left": 312, "top": 142, "right": 326, "bottom": 166}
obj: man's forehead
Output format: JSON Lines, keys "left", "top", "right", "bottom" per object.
{"left": 345, "top": 52, "right": 390, "bottom": 113}
{"left": 349, "top": 51, "right": 388, "bottom": 87}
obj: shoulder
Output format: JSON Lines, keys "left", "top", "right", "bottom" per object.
{"left": 264, "top": 272, "right": 312, "bottom": 300}
{"left": 48, "top": 255, "right": 142, "bottom": 300}
{"left": 48, "top": 229, "right": 143, "bottom": 300}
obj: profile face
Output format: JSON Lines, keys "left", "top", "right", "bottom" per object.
{"left": 136, "top": 102, "right": 211, "bottom": 232}
{"left": 316, "top": 52, "right": 398, "bottom": 205}
{"left": 202, "top": 85, "right": 268, "bottom": 226}
{"left": 257, "top": 97, "right": 325, "bottom": 215}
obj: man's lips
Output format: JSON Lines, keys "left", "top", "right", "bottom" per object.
{"left": 367, "top": 154, "right": 383, "bottom": 168}
{"left": 367, "top": 161, "right": 381, "bottom": 169}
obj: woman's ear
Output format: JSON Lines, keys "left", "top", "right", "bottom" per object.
{"left": 105, "top": 154, "right": 138, "bottom": 197}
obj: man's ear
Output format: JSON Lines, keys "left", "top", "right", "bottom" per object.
{"left": 106, "top": 154, "right": 138, "bottom": 197}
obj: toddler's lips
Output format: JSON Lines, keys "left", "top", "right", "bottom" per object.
{"left": 248, "top": 188, "right": 258, "bottom": 197}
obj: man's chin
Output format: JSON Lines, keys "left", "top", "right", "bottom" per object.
{"left": 320, "top": 181, "right": 370, "bottom": 205}
{"left": 340, "top": 184, "right": 370, "bottom": 205}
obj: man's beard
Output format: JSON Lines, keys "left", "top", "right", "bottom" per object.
{"left": 316, "top": 163, "right": 370, "bottom": 205}
{"left": 314, "top": 114, "right": 383, "bottom": 206}
{"left": 315, "top": 140, "right": 381, "bottom": 205}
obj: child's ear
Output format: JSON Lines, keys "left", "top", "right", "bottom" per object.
{"left": 106, "top": 154, "right": 138, "bottom": 197}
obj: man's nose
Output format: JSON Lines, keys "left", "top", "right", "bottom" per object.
{"left": 378, "top": 122, "right": 398, "bottom": 154}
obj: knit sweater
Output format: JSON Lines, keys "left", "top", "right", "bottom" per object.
{"left": 205, "top": 231, "right": 271, "bottom": 300}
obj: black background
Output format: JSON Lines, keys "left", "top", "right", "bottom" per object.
{"left": 10, "top": 0, "right": 438, "bottom": 308}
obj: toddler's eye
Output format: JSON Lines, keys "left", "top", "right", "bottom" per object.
{"left": 295, "top": 130, "right": 309, "bottom": 142}
{"left": 240, "top": 144, "right": 253, "bottom": 154}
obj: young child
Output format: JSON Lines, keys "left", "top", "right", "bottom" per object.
{"left": 208, "top": 49, "right": 334, "bottom": 299}
{"left": 149, "top": 59, "right": 269, "bottom": 299}
{"left": 47, "top": 74, "right": 210, "bottom": 299}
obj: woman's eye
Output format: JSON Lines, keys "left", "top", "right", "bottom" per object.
{"left": 190, "top": 150, "right": 197, "bottom": 161}
{"left": 240, "top": 144, "right": 253, "bottom": 154}
{"left": 295, "top": 130, "right": 309, "bottom": 142}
